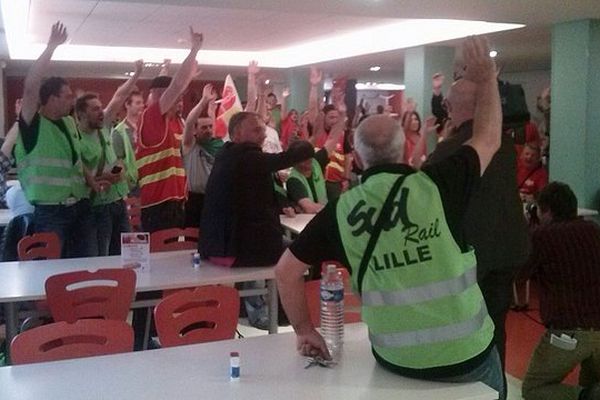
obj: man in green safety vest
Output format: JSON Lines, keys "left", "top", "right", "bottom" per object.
{"left": 275, "top": 36, "right": 504, "bottom": 397}
{"left": 76, "top": 60, "right": 144, "bottom": 256}
{"left": 15, "top": 22, "right": 97, "bottom": 258}
{"left": 111, "top": 89, "right": 144, "bottom": 196}
{"left": 286, "top": 121, "right": 345, "bottom": 214}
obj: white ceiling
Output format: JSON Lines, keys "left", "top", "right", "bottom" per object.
{"left": 1, "top": 0, "right": 600, "bottom": 82}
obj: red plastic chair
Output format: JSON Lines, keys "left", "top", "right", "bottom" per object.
{"left": 150, "top": 228, "right": 199, "bottom": 252}
{"left": 45, "top": 268, "right": 136, "bottom": 323}
{"left": 305, "top": 262, "right": 362, "bottom": 327}
{"left": 124, "top": 196, "right": 142, "bottom": 231}
{"left": 11, "top": 319, "right": 133, "bottom": 365}
{"left": 154, "top": 285, "right": 240, "bottom": 348}
{"left": 18, "top": 232, "right": 61, "bottom": 261}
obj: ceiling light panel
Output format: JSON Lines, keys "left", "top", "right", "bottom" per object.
{"left": 2, "top": 1, "right": 524, "bottom": 68}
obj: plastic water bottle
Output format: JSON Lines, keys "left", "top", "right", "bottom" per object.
{"left": 320, "top": 264, "right": 344, "bottom": 360}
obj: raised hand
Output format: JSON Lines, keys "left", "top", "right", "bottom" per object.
{"left": 189, "top": 26, "right": 204, "bottom": 51}
{"left": 282, "top": 87, "right": 291, "bottom": 98}
{"left": 310, "top": 67, "right": 323, "bottom": 86}
{"left": 462, "top": 36, "right": 496, "bottom": 84}
{"left": 202, "top": 83, "right": 217, "bottom": 101}
{"left": 48, "top": 22, "right": 68, "bottom": 49}
{"left": 133, "top": 59, "right": 144, "bottom": 75}
{"left": 248, "top": 60, "right": 260, "bottom": 76}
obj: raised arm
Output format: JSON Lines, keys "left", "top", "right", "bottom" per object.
{"left": 307, "top": 67, "right": 322, "bottom": 125}
{"left": 281, "top": 87, "right": 290, "bottom": 120}
{"left": 275, "top": 249, "right": 330, "bottom": 359}
{"left": 182, "top": 84, "right": 216, "bottom": 154}
{"left": 103, "top": 60, "right": 144, "bottom": 126}
{"left": 158, "top": 59, "right": 171, "bottom": 77}
{"left": 463, "top": 36, "right": 501, "bottom": 176}
{"left": 159, "top": 27, "right": 203, "bottom": 115}
{"left": 21, "top": 22, "right": 68, "bottom": 125}
{"left": 245, "top": 61, "right": 260, "bottom": 112}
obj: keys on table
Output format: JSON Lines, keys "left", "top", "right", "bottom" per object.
{"left": 304, "top": 356, "right": 336, "bottom": 369}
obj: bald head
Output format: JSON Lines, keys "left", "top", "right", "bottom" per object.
{"left": 354, "top": 115, "right": 404, "bottom": 169}
{"left": 446, "top": 78, "right": 477, "bottom": 128}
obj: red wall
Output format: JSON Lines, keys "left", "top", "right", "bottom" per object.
{"left": 5, "top": 77, "right": 224, "bottom": 131}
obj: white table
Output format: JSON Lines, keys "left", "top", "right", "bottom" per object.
{"left": 0, "top": 251, "right": 278, "bottom": 362}
{"left": 0, "top": 323, "right": 497, "bottom": 400}
{"left": 0, "top": 209, "right": 12, "bottom": 227}
{"left": 280, "top": 213, "right": 315, "bottom": 237}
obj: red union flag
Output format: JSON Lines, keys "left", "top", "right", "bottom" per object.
{"left": 214, "top": 74, "right": 243, "bottom": 139}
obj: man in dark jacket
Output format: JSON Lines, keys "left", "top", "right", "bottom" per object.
{"left": 200, "top": 111, "right": 313, "bottom": 328}
{"left": 425, "top": 77, "right": 530, "bottom": 399}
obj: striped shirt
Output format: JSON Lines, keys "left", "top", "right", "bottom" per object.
{"left": 523, "top": 218, "right": 600, "bottom": 329}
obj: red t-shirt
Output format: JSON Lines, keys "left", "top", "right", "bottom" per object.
{"left": 517, "top": 163, "right": 548, "bottom": 196}
{"left": 403, "top": 130, "right": 426, "bottom": 166}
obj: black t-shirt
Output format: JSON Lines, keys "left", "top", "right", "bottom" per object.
{"left": 287, "top": 149, "right": 329, "bottom": 203}
{"left": 289, "top": 145, "right": 492, "bottom": 379}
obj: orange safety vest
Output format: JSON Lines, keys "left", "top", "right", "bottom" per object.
{"left": 136, "top": 111, "right": 186, "bottom": 208}
{"left": 324, "top": 136, "right": 346, "bottom": 182}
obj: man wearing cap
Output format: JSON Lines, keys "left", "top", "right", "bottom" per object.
{"left": 136, "top": 27, "right": 203, "bottom": 233}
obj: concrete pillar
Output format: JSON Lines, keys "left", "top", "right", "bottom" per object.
{"left": 550, "top": 19, "right": 600, "bottom": 208}
{"left": 403, "top": 45, "right": 455, "bottom": 152}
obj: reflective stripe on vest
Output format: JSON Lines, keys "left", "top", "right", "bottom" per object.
{"left": 362, "top": 265, "right": 477, "bottom": 307}
{"left": 138, "top": 166, "right": 186, "bottom": 187}
{"left": 18, "top": 157, "right": 72, "bottom": 169}
{"left": 369, "top": 300, "right": 488, "bottom": 348}
{"left": 136, "top": 147, "right": 181, "bottom": 169}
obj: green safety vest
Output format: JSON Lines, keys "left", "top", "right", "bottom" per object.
{"left": 79, "top": 127, "right": 128, "bottom": 206}
{"left": 15, "top": 115, "right": 89, "bottom": 204}
{"left": 288, "top": 159, "right": 327, "bottom": 204}
{"left": 112, "top": 120, "right": 138, "bottom": 190}
{"left": 336, "top": 171, "right": 494, "bottom": 369}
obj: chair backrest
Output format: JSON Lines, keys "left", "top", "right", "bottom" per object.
{"left": 11, "top": 319, "right": 133, "bottom": 365}
{"left": 17, "top": 232, "right": 61, "bottom": 261}
{"left": 154, "top": 285, "right": 240, "bottom": 347}
{"left": 124, "top": 196, "right": 142, "bottom": 231}
{"left": 150, "top": 228, "right": 199, "bottom": 252}
{"left": 0, "top": 213, "right": 35, "bottom": 262}
{"left": 45, "top": 268, "right": 136, "bottom": 323}
{"left": 305, "top": 262, "right": 362, "bottom": 327}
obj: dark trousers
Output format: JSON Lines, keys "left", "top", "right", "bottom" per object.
{"left": 92, "top": 199, "right": 131, "bottom": 256}
{"left": 34, "top": 199, "right": 96, "bottom": 258}
{"left": 134, "top": 200, "right": 184, "bottom": 349}
{"left": 140, "top": 200, "right": 184, "bottom": 234}
{"left": 478, "top": 269, "right": 514, "bottom": 400}
{"left": 184, "top": 192, "right": 204, "bottom": 229}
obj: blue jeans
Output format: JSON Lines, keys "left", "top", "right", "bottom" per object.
{"left": 34, "top": 199, "right": 96, "bottom": 258}
{"left": 92, "top": 199, "right": 131, "bottom": 256}
{"left": 242, "top": 280, "right": 269, "bottom": 329}
{"left": 435, "top": 347, "right": 504, "bottom": 400}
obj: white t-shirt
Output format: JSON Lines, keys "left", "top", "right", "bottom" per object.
{"left": 262, "top": 126, "right": 283, "bottom": 154}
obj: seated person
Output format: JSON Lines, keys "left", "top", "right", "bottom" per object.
{"left": 520, "top": 182, "right": 600, "bottom": 400}
{"left": 286, "top": 127, "right": 344, "bottom": 214}
{"left": 517, "top": 142, "right": 548, "bottom": 203}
